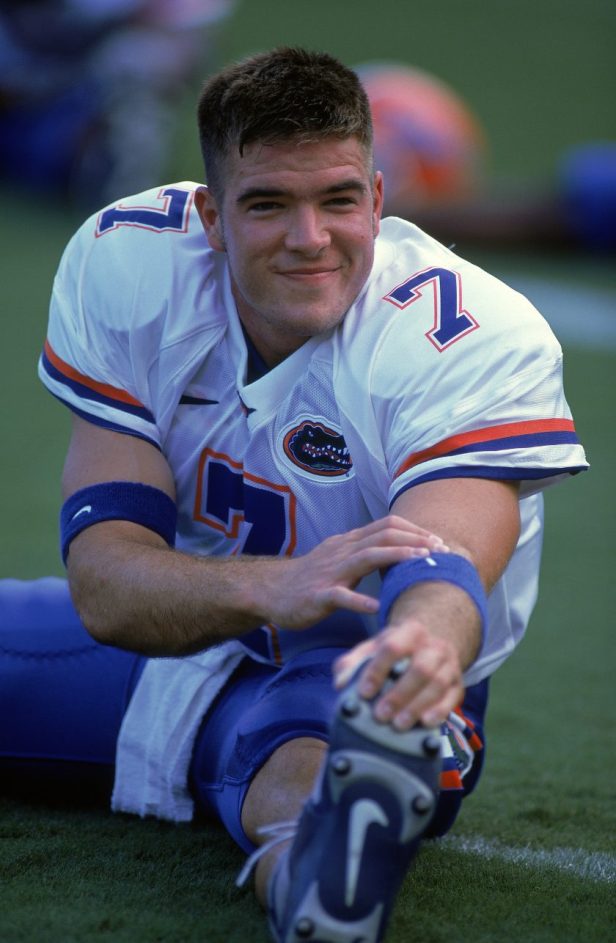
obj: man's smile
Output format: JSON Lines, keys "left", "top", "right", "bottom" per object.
{"left": 277, "top": 266, "right": 341, "bottom": 280}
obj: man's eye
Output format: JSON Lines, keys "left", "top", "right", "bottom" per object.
{"left": 248, "top": 201, "right": 282, "bottom": 212}
{"left": 326, "top": 196, "right": 357, "bottom": 207}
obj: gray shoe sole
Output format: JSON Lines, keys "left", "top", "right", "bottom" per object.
{"left": 268, "top": 662, "right": 442, "bottom": 943}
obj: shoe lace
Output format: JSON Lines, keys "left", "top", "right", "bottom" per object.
{"left": 443, "top": 712, "right": 474, "bottom": 778}
{"left": 236, "top": 820, "right": 297, "bottom": 888}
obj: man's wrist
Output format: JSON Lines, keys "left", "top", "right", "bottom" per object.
{"left": 380, "top": 553, "right": 488, "bottom": 651}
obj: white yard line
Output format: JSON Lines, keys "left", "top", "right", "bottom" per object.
{"left": 438, "top": 834, "right": 616, "bottom": 883}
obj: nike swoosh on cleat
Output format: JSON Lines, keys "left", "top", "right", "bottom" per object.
{"left": 346, "top": 798, "right": 389, "bottom": 907}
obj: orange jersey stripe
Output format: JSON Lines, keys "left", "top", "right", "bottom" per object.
{"left": 268, "top": 625, "right": 283, "bottom": 667}
{"left": 44, "top": 339, "right": 146, "bottom": 409}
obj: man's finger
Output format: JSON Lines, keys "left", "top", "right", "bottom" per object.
{"left": 332, "top": 641, "right": 377, "bottom": 688}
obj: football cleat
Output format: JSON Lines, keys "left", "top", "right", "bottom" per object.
{"left": 265, "top": 660, "right": 442, "bottom": 943}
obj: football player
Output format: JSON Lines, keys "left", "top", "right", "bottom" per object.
{"left": 2, "top": 47, "right": 587, "bottom": 943}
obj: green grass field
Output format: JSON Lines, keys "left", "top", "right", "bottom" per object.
{"left": 1, "top": 2, "right": 615, "bottom": 940}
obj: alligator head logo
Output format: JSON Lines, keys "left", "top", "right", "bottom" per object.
{"left": 282, "top": 420, "right": 353, "bottom": 477}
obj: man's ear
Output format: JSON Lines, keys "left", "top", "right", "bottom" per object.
{"left": 372, "top": 171, "right": 384, "bottom": 237}
{"left": 194, "top": 186, "right": 225, "bottom": 252}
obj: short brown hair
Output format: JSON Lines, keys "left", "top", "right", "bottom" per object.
{"left": 197, "top": 46, "right": 373, "bottom": 198}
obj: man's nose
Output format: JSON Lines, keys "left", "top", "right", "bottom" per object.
{"left": 284, "top": 205, "right": 331, "bottom": 254}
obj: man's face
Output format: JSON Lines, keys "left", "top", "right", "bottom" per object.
{"left": 196, "top": 136, "right": 384, "bottom": 367}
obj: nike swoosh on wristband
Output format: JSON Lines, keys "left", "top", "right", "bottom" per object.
{"left": 71, "top": 505, "right": 92, "bottom": 521}
{"left": 346, "top": 798, "right": 389, "bottom": 906}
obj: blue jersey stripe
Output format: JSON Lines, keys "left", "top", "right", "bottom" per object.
{"left": 49, "top": 394, "right": 161, "bottom": 451}
{"left": 391, "top": 463, "right": 587, "bottom": 506}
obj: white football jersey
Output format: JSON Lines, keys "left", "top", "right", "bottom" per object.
{"left": 39, "top": 182, "right": 588, "bottom": 685}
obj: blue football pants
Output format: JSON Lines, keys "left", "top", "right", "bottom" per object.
{"left": 0, "top": 578, "right": 488, "bottom": 851}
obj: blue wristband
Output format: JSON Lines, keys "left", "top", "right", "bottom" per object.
{"left": 378, "top": 552, "right": 487, "bottom": 644}
{"left": 60, "top": 481, "right": 177, "bottom": 564}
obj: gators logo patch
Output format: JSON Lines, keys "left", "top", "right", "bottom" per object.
{"left": 282, "top": 419, "right": 353, "bottom": 478}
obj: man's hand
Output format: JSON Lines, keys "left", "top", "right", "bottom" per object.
{"left": 257, "top": 515, "right": 449, "bottom": 629}
{"left": 332, "top": 611, "right": 466, "bottom": 731}
{"left": 330, "top": 477, "right": 521, "bottom": 731}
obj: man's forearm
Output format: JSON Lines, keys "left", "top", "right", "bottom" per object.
{"left": 67, "top": 530, "right": 277, "bottom": 656}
